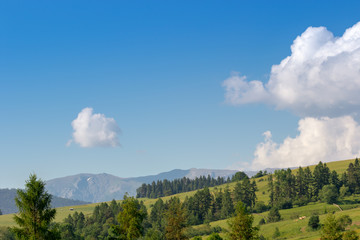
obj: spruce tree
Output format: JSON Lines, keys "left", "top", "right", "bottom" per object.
{"left": 228, "top": 201, "right": 258, "bottom": 240}
{"left": 164, "top": 197, "right": 187, "bottom": 240}
{"left": 11, "top": 174, "right": 60, "bottom": 240}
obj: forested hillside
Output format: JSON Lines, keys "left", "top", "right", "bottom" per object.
{"left": 2, "top": 159, "right": 360, "bottom": 239}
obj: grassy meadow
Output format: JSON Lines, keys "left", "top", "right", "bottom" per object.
{"left": 0, "top": 158, "right": 359, "bottom": 239}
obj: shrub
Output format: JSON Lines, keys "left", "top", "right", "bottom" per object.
{"left": 340, "top": 186, "right": 351, "bottom": 198}
{"left": 308, "top": 215, "right": 320, "bottom": 230}
{"left": 208, "top": 233, "right": 223, "bottom": 240}
{"left": 268, "top": 208, "right": 281, "bottom": 223}
{"left": 319, "top": 184, "right": 339, "bottom": 204}
{"left": 272, "top": 227, "right": 280, "bottom": 239}
{"left": 254, "top": 201, "right": 268, "bottom": 213}
{"left": 259, "top": 218, "right": 266, "bottom": 225}
{"left": 343, "top": 230, "right": 359, "bottom": 240}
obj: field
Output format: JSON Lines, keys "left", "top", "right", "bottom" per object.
{"left": 0, "top": 158, "right": 358, "bottom": 239}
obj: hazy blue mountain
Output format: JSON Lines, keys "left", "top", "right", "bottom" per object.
{"left": 0, "top": 188, "right": 89, "bottom": 214}
{"left": 46, "top": 168, "right": 240, "bottom": 203}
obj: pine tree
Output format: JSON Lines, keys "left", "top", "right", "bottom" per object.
{"left": 228, "top": 201, "right": 258, "bottom": 240}
{"left": 220, "top": 188, "right": 234, "bottom": 219}
{"left": 320, "top": 213, "right": 342, "bottom": 240}
{"left": 11, "top": 174, "right": 60, "bottom": 240}
{"left": 111, "top": 196, "right": 147, "bottom": 240}
{"left": 165, "top": 197, "right": 187, "bottom": 240}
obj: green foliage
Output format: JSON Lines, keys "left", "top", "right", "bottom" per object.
{"left": 220, "top": 188, "right": 234, "bottom": 219}
{"left": 252, "top": 170, "right": 268, "bottom": 179}
{"left": 267, "top": 207, "right": 281, "bottom": 223}
{"left": 11, "top": 174, "right": 60, "bottom": 240}
{"left": 185, "top": 224, "right": 222, "bottom": 239}
{"left": 272, "top": 227, "right": 280, "bottom": 239}
{"left": 136, "top": 175, "right": 228, "bottom": 198}
{"left": 228, "top": 201, "right": 258, "bottom": 240}
{"left": 233, "top": 178, "right": 257, "bottom": 209}
{"left": 144, "top": 228, "right": 164, "bottom": 240}
{"left": 113, "top": 196, "right": 147, "bottom": 240}
{"left": 232, "top": 171, "right": 249, "bottom": 182}
{"left": 208, "top": 232, "right": 223, "bottom": 240}
{"left": 314, "top": 162, "right": 331, "bottom": 197}
{"left": 308, "top": 215, "right": 320, "bottom": 230}
{"left": 192, "top": 236, "right": 202, "bottom": 240}
{"left": 343, "top": 231, "right": 359, "bottom": 240}
{"left": 165, "top": 197, "right": 187, "bottom": 240}
{"left": 0, "top": 226, "right": 15, "bottom": 240}
{"left": 340, "top": 186, "right": 351, "bottom": 198}
{"left": 321, "top": 213, "right": 343, "bottom": 240}
{"left": 337, "top": 215, "right": 352, "bottom": 231}
{"left": 258, "top": 218, "right": 266, "bottom": 225}
{"left": 319, "top": 185, "right": 339, "bottom": 204}
{"left": 254, "top": 201, "right": 268, "bottom": 213}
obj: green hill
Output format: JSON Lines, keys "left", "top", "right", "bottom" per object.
{"left": 1, "top": 158, "right": 359, "bottom": 239}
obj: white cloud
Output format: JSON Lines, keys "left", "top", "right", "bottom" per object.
{"left": 69, "top": 108, "right": 121, "bottom": 148}
{"left": 251, "top": 116, "right": 360, "bottom": 170}
{"left": 223, "top": 21, "right": 360, "bottom": 117}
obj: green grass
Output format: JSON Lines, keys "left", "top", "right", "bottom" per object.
{"left": 0, "top": 158, "right": 357, "bottom": 239}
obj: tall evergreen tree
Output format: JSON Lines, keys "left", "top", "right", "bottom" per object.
{"left": 233, "top": 178, "right": 257, "bottom": 209}
{"left": 228, "top": 201, "right": 258, "bottom": 240}
{"left": 220, "top": 188, "right": 234, "bottom": 219}
{"left": 11, "top": 174, "right": 60, "bottom": 240}
{"left": 164, "top": 197, "right": 187, "bottom": 240}
{"left": 111, "top": 196, "right": 147, "bottom": 240}
{"left": 313, "top": 162, "right": 330, "bottom": 196}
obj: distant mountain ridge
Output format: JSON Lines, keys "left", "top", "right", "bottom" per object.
{"left": 46, "top": 168, "right": 240, "bottom": 203}
{"left": 0, "top": 188, "right": 89, "bottom": 214}
{"left": 45, "top": 168, "right": 280, "bottom": 203}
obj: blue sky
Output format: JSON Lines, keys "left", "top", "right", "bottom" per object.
{"left": 1, "top": 1, "right": 360, "bottom": 188}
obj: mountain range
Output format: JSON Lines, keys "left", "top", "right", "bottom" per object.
{"left": 0, "top": 188, "right": 89, "bottom": 214}
{"left": 45, "top": 168, "right": 245, "bottom": 203}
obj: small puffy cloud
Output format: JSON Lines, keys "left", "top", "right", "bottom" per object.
{"left": 251, "top": 116, "right": 360, "bottom": 170}
{"left": 69, "top": 108, "right": 121, "bottom": 148}
{"left": 223, "top": 22, "right": 360, "bottom": 117}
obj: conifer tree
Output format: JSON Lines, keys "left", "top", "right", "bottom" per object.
{"left": 165, "top": 197, "right": 187, "bottom": 240}
{"left": 228, "top": 201, "right": 258, "bottom": 240}
{"left": 12, "top": 174, "right": 60, "bottom": 240}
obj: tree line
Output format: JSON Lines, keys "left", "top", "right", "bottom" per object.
{"left": 267, "top": 159, "right": 360, "bottom": 210}
{"left": 136, "top": 171, "right": 249, "bottom": 199}
{"left": 3, "top": 159, "right": 360, "bottom": 239}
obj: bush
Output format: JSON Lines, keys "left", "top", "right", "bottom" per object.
{"left": 293, "top": 196, "right": 308, "bottom": 207}
{"left": 340, "top": 186, "right": 351, "bottom": 198}
{"left": 272, "top": 227, "right": 280, "bottom": 239}
{"left": 308, "top": 215, "right": 320, "bottom": 230}
{"left": 184, "top": 225, "right": 222, "bottom": 238}
{"left": 259, "top": 218, "right": 266, "bottom": 225}
{"left": 278, "top": 199, "right": 293, "bottom": 209}
{"left": 208, "top": 233, "right": 223, "bottom": 240}
{"left": 268, "top": 208, "right": 281, "bottom": 223}
{"left": 338, "top": 215, "right": 352, "bottom": 231}
{"left": 343, "top": 230, "right": 359, "bottom": 240}
{"left": 254, "top": 201, "right": 268, "bottom": 213}
{"left": 319, "top": 185, "right": 339, "bottom": 204}
{"left": 192, "top": 237, "right": 202, "bottom": 240}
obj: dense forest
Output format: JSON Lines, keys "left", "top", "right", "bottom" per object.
{"left": 2, "top": 160, "right": 360, "bottom": 239}
{"left": 136, "top": 171, "right": 249, "bottom": 198}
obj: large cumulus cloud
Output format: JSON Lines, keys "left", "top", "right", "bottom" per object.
{"left": 224, "top": 22, "right": 360, "bottom": 169}
{"left": 68, "top": 108, "right": 121, "bottom": 148}
{"left": 223, "top": 22, "right": 360, "bottom": 117}
{"left": 251, "top": 116, "right": 360, "bottom": 169}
